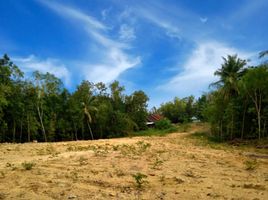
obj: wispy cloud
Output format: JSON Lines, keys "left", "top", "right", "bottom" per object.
{"left": 39, "top": 0, "right": 140, "bottom": 84}
{"left": 158, "top": 41, "right": 256, "bottom": 97}
{"left": 137, "top": 7, "right": 181, "bottom": 39}
{"left": 119, "top": 24, "right": 136, "bottom": 41}
{"left": 13, "top": 55, "right": 71, "bottom": 86}
{"left": 40, "top": 0, "right": 106, "bottom": 31}
{"left": 131, "top": 1, "right": 201, "bottom": 40}
{"left": 85, "top": 49, "right": 140, "bottom": 83}
{"left": 101, "top": 7, "right": 111, "bottom": 21}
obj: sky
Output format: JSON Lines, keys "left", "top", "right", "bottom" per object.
{"left": 0, "top": 0, "right": 267, "bottom": 108}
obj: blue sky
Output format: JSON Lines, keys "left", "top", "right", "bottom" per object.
{"left": 0, "top": 0, "right": 267, "bottom": 107}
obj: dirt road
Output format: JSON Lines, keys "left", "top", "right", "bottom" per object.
{"left": 0, "top": 128, "right": 267, "bottom": 199}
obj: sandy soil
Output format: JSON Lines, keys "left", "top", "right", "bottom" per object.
{"left": 0, "top": 125, "right": 267, "bottom": 200}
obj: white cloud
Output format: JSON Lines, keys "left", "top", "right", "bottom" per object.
{"left": 138, "top": 8, "right": 181, "bottom": 39}
{"left": 40, "top": 0, "right": 106, "bottom": 31}
{"left": 158, "top": 41, "right": 255, "bottom": 97}
{"left": 13, "top": 55, "right": 71, "bottom": 86}
{"left": 39, "top": 0, "right": 140, "bottom": 84}
{"left": 85, "top": 48, "right": 141, "bottom": 83}
{"left": 119, "top": 24, "right": 136, "bottom": 41}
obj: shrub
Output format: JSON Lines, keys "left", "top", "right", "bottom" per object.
{"left": 132, "top": 172, "right": 148, "bottom": 189}
{"left": 155, "top": 119, "right": 172, "bottom": 130}
{"left": 244, "top": 159, "right": 258, "bottom": 171}
{"left": 21, "top": 162, "right": 35, "bottom": 170}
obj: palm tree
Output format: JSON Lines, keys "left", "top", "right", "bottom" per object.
{"left": 211, "top": 55, "right": 247, "bottom": 139}
{"left": 212, "top": 55, "right": 247, "bottom": 97}
{"left": 82, "top": 98, "right": 97, "bottom": 140}
{"left": 259, "top": 50, "right": 268, "bottom": 58}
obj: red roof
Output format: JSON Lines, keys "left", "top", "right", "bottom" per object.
{"left": 147, "top": 114, "right": 163, "bottom": 122}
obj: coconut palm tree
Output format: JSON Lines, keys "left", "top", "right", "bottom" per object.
{"left": 212, "top": 55, "right": 247, "bottom": 97}
{"left": 259, "top": 50, "right": 268, "bottom": 58}
{"left": 82, "top": 98, "right": 97, "bottom": 140}
{"left": 211, "top": 55, "right": 247, "bottom": 139}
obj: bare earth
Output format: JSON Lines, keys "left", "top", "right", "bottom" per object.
{"left": 0, "top": 125, "right": 267, "bottom": 200}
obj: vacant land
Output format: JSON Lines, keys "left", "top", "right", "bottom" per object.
{"left": 0, "top": 124, "right": 267, "bottom": 200}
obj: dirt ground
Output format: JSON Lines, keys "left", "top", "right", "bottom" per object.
{"left": 0, "top": 124, "right": 267, "bottom": 200}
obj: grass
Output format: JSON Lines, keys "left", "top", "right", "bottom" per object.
{"left": 244, "top": 159, "right": 258, "bottom": 171}
{"left": 129, "top": 126, "right": 179, "bottom": 137}
{"left": 186, "top": 131, "right": 229, "bottom": 150}
{"left": 187, "top": 131, "right": 268, "bottom": 153}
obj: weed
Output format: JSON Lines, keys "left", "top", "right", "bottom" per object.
{"left": 93, "top": 148, "right": 109, "bottom": 157}
{"left": 132, "top": 172, "right": 148, "bottom": 189}
{"left": 112, "top": 145, "right": 119, "bottom": 151}
{"left": 244, "top": 159, "right": 258, "bottom": 171}
{"left": 5, "top": 162, "right": 17, "bottom": 170}
{"left": 136, "top": 141, "right": 151, "bottom": 152}
{"left": 115, "top": 169, "right": 126, "bottom": 177}
{"left": 36, "top": 145, "right": 59, "bottom": 156}
{"left": 21, "top": 161, "right": 35, "bottom": 170}
{"left": 78, "top": 156, "right": 87, "bottom": 165}
{"left": 151, "top": 157, "right": 163, "bottom": 169}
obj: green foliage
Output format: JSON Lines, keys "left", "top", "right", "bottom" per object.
{"left": 203, "top": 54, "right": 268, "bottom": 141}
{"left": 244, "top": 159, "right": 258, "bottom": 171}
{"left": 1, "top": 51, "right": 267, "bottom": 143}
{"left": 21, "top": 161, "right": 35, "bottom": 170}
{"left": 0, "top": 54, "right": 151, "bottom": 142}
{"left": 155, "top": 119, "right": 172, "bottom": 130}
{"left": 132, "top": 172, "right": 148, "bottom": 188}
{"left": 158, "top": 96, "right": 195, "bottom": 123}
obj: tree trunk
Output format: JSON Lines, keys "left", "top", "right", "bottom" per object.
{"left": 19, "top": 120, "right": 22, "bottom": 143}
{"left": 13, "top": 121, "right": 16, "bottom": 143}
{"left": 73, "top": 122, "right": 78, "bottom": 141}
{"left": 27, "top": 114, "right": 30, "bottom": 142}
{"left": 231, "top": 111, "right": 234, "bottom": 140}
{"left": 81, "top": 121, "right": 84, "bottom": 140}
{"left": 87, "top": 121, "right": 94, "bottom": 140}
{"left": 250, "top": 91, "right": 262, "bottom": 140}
{"left": 220, "top": 120, "right": 223, "bottom": 141}
{"left": 241, "top": 105, "right": 247, "bottom": 139}
{"left": 37, "top": 105, "right": 47, "bottom": 142}
{"left": 257, "top": 110, "right": 261, "bottom": 140}
{"left": 263, "top": 120, "right": 266, "bottom": 138}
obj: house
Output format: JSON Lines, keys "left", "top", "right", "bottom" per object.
{"left": 146, "top": 114, "right": 163, "bottom": 127}
{"left": 191, "top": 116, "right": 200, "bottom": 123}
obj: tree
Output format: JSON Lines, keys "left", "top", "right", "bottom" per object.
{"left": 212, "top": 55, "right": 247, "bottom": 139}
{"left": 33, "top": 71, "right": 62, "bottom": 142}
{"left": 240, "top": 65, "right": 268, "bottom": 139}
{"left": 125, "top": 90, "right": 149, "bottom": 130}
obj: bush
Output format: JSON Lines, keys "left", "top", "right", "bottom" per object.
{"left": 155, "top": 119, "right": 172, "bottom": 130}
{"left": 21, "top": 162, "right": 35, "bottom": 170}
{"left": 132, "top": 172, "right": 148, "bottom": 188}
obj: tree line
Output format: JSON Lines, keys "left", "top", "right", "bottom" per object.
{"left": 157, "top": 52, "right": 268, "bottom": 141}
{"left": 1, "top": 52, "right": 267, "bottom": 143}
{"left": 0, "top": 54, "right": 149, "bottom": 142}
{"left": 192, "top": 53, "right": 268, "bottom": 140}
